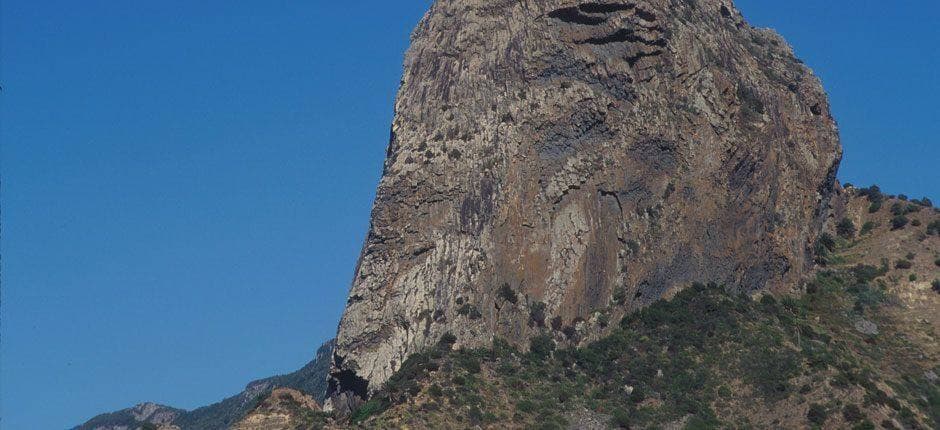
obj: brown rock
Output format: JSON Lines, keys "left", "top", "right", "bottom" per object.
{"left": 232, "top": 388, "right": 321, "bottom": 430}
{"left": 328, "top": 0, "right": 841, "bottom": 408}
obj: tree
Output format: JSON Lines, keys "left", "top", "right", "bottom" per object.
{"left": 890, "top": 215, "right": 909, "bottom": 230}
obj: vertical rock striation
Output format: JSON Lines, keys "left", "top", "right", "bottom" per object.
{"left": 329, "top": 0, "right": 841, "bottom": 408}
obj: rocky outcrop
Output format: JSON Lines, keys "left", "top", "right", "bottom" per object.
{"left": 329, "top": 0, "right": 842, "bottom": 409}
{"left": 231, "top": 388, "right": 321, "bottom": 430}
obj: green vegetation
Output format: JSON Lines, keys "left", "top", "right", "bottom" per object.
{"left": 891, "top": 202, "right": 920, "bottom": 217}
{"left": 352, "top": 264, "right": 936, "bottom": 429}
{"left": 891, "top": 215, "right": 910, "bottom": 230}
{"left": 807, "top": 403, "right": 828, "bottom": 425}
{"left": 837, "top": 217, "right": 857, "bottom": 239}
{"left": 860, "top": 221, "right": 877, "bottom": 236}
{"left": 858, "top": 185, "right": 884, "bottom": 213}
{"left": 815, "top": 233, "right": 838, "bottom": 265}
{"left": 498, "top": 284, "right": 518, "bottom": 305}
{"left": 927, "top": 219, "right": 940, "bottom": 236}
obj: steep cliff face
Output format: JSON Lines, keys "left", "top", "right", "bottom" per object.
{"left": 329, "top": 0, "right": 841, "bottom": 406}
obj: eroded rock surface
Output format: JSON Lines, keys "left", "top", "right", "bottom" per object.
{"left": 329, "top": 0, "right": 841, "bottom": 408}
{"left": 232, "top": 388, "right": 321, "bottom": 430}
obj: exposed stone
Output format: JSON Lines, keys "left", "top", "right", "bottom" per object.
{"left": 231, "top": 388, "right": 321, "bottom": 430}
{"left": 329, "top": 0, "right": 841, "bottom": 408}
{"left": 854, "top": 318, "right": 879, "bottom": 336}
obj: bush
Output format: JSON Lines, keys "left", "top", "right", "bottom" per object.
{"left": 457, "top": 304, "right": 482, "bottom": 319}
{"left": 815, "top": 233, "right": 836, "bottom": 263}
{"left": 909, "top": 274, "right": 918, "bottom": 282}
{"left": 858, "top": 185, "right": 883, "bottom": 201}
{"left": 438, "top": 332, "right": 457, "bottom": 350}
{"left": 890, "top": 215, "right": 909, "bottom": 230}
{"left": 498, "top": 284, "right": 518, "bottom": 305}
{"left": 351, "top": 399, "right": 388, "bottom": 424}
{"left": 529, "top": 334, "right": 555, "bottom": 361}
{"left": 911, "top": 219, "right": 922, "bottom": 227}
{"left": 935, "top": 258, "right": 940, "bottom": 268}
{"left": 894, "top": 260, "right": 913, "bottom": 270}
{"left": 837, "top": 218, "right": 857, "bottom": 239}
{"left": 932, "top": 279, "right": 940, "bottom": 294}
{"left": 843, "top": 404, "right": 863, "bottom": 423}
{"left": 530, "top": 302, "right": 547, "bottom": 327}
{"left": 807, "top": 403, "right": 828, "bottom": 425}
{"left": 852, "top": 421, "right": 876, "bottom": 430}
{"left": 610, "top": 408, "right": 631, "bottom": 429}
{"left": 818, "top": 233, "right": 836, "bottom": 251}
{"left": 860, "top": 221, "right": 877, "bottom": 235}
{"left": 927, "top": 220, "right": 940, "bottom": 235}
{"left": 859, "top": 185, "right": 884, "bottom": 213}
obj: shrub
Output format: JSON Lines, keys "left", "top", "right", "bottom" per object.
{"left": 351, "top": 399, "right": 387, "bottom": 424}
{"left": 457, "top": 303, "right": 481, "bottom": 319}
{"left": 529, "top": 334, "right": 555, "bottom": 361}
{"left": 932, "top": 279, "right": 940, "bottom": 294}
{"left": 852, "top": 421, "right": 876, "bottom": 430}
{"left": 859, "top": 185, "right": 884, "bottom": 213}
{"left": 815, "top": 233, "right": 836, "bottom": 263}
{"left": 860, "top": 221, "right": 877, "bottom": 235}
{"left": 837, "top": 218, "right": 857, "bottom": 239}
{"left": 851, "top": 264, "right": 885, "bottom": 283}
{"left": 894, "top": 260, "right": 913, "bottom": 270}
{"left": 842, "top": 404, "right": 863, "bottom": 423}
{"left": 927, "top": 220, "right": 940, "bottom": 235}
{"left": 890, "top": 202, "right": 917, "bottom": 216}
{"left": 818, "top": 233, "right": 836, "bottom": 251}
{"left": 610, "top": 408, "right": 631, "bottom": 429}
{"left": 498, "top": 284, "right": 518, "bottom": 305}
{"left": 890, "top": 215, "right": 909, "bottom": 230}
{"left": 516, "top": 399, "right": 537, "bottom": 413}
{"left": 858, "top": 185, "right": 882, "bottom": 200}
{"left": 530, "top": 302, "right": 547, "bottom": 327}
{"left": 935, "top": 258, "right": 940, "bottom": 268}
{"left": 455, "top": 353, "right": 481, "bottom": 374}
{"left": 807, "top": 403, "right": 828, "bottom": 425}
{"left": 439, "top": 332, "right": 457, "bottom": 348}
{"left": 911, "top": 219, "right": 922, "bottom": 227}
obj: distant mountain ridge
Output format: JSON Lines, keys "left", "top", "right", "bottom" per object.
{"left": 73, "top": 339, "right": 334, "bottom": 430}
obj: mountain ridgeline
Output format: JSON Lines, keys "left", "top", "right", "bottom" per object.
{"left": 74, "top": 340, "right": 335, "bottom": 430}
{"left": 328, "top": 0, "right": 841, "bottom": 411}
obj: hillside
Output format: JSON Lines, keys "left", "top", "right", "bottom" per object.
{"left": 231, "top": 190, "right": 938, "bottom": 429}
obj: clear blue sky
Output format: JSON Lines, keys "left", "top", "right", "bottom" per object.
{"left": 0, "top": 1, "right": 936, "bottom": 429}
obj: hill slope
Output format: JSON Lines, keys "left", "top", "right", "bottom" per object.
{"left": 235, "top": 191, "right": 937, "bottom": 429}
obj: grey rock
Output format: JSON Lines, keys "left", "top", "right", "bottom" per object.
{"left": 329, "top": 0, "right": 842, "bottom": 407}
